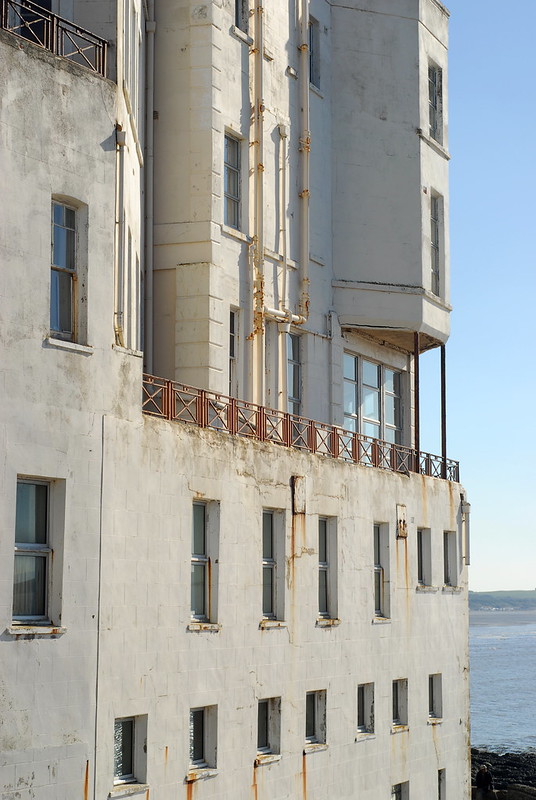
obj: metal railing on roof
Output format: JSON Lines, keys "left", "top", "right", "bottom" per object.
{"left": 142, "top": 374, "right": 460, "bottom": 483}
{"left": 1, "top": 0, "right": 107, "bottom": 76}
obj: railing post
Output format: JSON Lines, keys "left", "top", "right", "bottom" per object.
{"left": 283, "top": 413, "right": 291, "bottom": 447}
{"left": 257, "top": 405, "right": 266, "bottom": 441}
{"left": 352, "top": 432, "right": 358, "bottom": 464}
{"left": 164, "top": 379, "right": 172, "bottom": 420}
{"left": 308, "top": 421, "right": 316, "bottom": 453}
{"left": 229, "top": 397, "right": 237, "bottom": 435}
{"left": 331, "top": 427, "right": 339, "bottom": 459}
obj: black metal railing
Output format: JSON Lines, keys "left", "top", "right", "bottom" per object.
{"left": 142, "top": 374, "right": 460, "bottom": 482}
{"left": 1, "top": 0, "right": 107, "bottom": 76}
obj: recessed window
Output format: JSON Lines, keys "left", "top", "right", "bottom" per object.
{"left": 229, "top": 309, "right": 238, "bottom": 397}
{"left": 443, "top": 531, "right": 457, "bottom": 587}
{"left": 357, "top": 683, "right": 374, "bottom": 734}
{"left": 344, "top": 354, "right": 402, "bottom": 443}
{"left": 428, "top": 62, "right": 443, "bottom": 143}
{"left": 234, "top": 0, "right": 248, "bottom": 32}
{"left": 189, "top": 706, "right": 217, "bottom": 768}
{"left": 373, "top": 524, "right": 390, "bottom": 618}
{"left": 51, "top": 201, "right": 77, "bottom": 340}
{"left": 224, "top": 134, "right": 241, "bottom": 229}
{"left": 318, "top": 517, "right": 337, "bottom": 619}
{"left": 309, "top": 17, "right": 320, "bottom": 89}
{"left": 430, "top": 193, "right": 442, "bottom": 296}
{"left": 392, "top": 781, "right": 409, "bottom": 800}
{"left": 392, "top": 679, "right": 408, "bottom": 727}
{"left": 114, "top": 715, "right": 147, "bottom": 785}
{"left": 417, "top": 528, "right": 431, "bottom": 586}
{"left": 257, "top": 698, "right": 281, "bottom": 755}
{"left": 262, "top": 510, "right": 284, "bottom": 620}
{"left": 305, "top": 690, "right": 326, "bottom": 744}
{"left": 429, "top": 673, "right": 443, "bottom": 719}
{"left": 287, "top": 333, "right": 301, "bottom": 415}
{"left": 191, "top": 502, "right": 219, "bottom": 622}
{"left": 13, "top": 480, "right": 50, "bottom": 622}
{"left": 438, "top": 768, "right": 446, "bottom": 800}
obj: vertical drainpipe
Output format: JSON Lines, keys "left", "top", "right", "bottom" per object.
{"left": 298, "top": 0, "right": 310, "bottom": 320}
{"left": 440, "top": 344, "right": 447, "bottom": 478}
{"left": 278, "top": 123, "right": 289, "bottom": 411}
{"left": 252, "top": 0, "right": 265, "bottom": 405}
{"left": 114, "top": 126, "right": 126, "bottom": 347}
{"left": 144, "top": 4, "right": 156, "bottom": 374}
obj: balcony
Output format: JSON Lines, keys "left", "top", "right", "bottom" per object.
{"left": 1, "top": 0, "right": 107, "bottom": 76}
{"left": 142, "top": 374, "right": 459, "bottom": 483}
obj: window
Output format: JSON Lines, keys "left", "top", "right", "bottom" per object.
{"left": 428, "top": 673, "right": 443, "bottom": 719}
{"left": 114, "top": 716, "right": 147, "bottom": 785}
{"left": 51, "top": 201, "right": 77, "bottom": 340}
{"left": 438, "top": 768, "right": 446, "bottom": 800}
{"left": 224, "top": 134, "right": 241, "bottom": 229}
{"left": 443, "top": 531, "right": 457, "bottom": 587}
{"left": 287, "top": 333, "right": 301, "bottom": 415}
{"left": 13, "top": 480, "right": 51, "bottom": 622}
{"left": 392, "top": 782, "right": 409, "bottom": 800}
{"left": 392, "top": 679, "right": 408, "bottom": 727}
{"left": 189, "top": 706, "right": 217, "bottom": 768}
{"left": 305, "top": 690, "right": 326, "bottom": 744}
{"left": 373, "top": 524, "right": 390, "bottom": 618}
{"left": 191, "top": 502, "right": 219, "bottom": 622}
{"left": 357, "top": 683, "right": 374, "bottom": 734}
{"left": 344, "top": 354, "right": 402, "bottom": 443}
{"left": 430, "top": 194, "right": 441, "bottom": 296}
{"left": 262, "top": 510, "right": 284, "bottom": 620}
{"left": 318, "top": 517, "right": 337, "bottom": 619}
{"left": 234, "top": 0, "right": 248, "bottom": 32}
{"left": 428, "top": 63, "right": 443, "bottom": 143}
{"left": 257, "top": 698, "right": 281, "bottom": 755}
{"left": 229, "top": 309, "right": 238, "bottom": 396}
{"left": 309, "top": 17, "right": 320, "bottom": 89}
{"left": 417, "top": 528, "right": 431, "bottom": 586}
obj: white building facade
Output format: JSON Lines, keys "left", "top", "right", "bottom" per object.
{"left": 0, "top": 0, "right": 470, "bottom": 798}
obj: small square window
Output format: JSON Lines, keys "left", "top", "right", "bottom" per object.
{"left": 305, "top": 690, "right": 326, "bottom": 744}
{"left": 357, "top": 683, "right": 374, "bottom": 733}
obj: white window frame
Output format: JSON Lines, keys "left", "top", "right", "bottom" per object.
{"left": 428, "top": 62, "right": 443, "bottom": 143}
{"left": 50, "top": 201, "right": 77, "bottom": 341}
{"left": 357, "top": 683, "right": 374, "bottom": 734}
{"left": 392, "top": 679, "right": 408, "bottom": 727}
{"left": 257, "top": 697, "right": 281, "bottom": 755}
{"left": 191, "top": 502, "right": 219, "bottom": 622}
{"left": 343, "top": 353, "right": 402, "bottom": 443}
{"left": 428, "top": 673, "right": 443, "bottom": 719}
{"left": 287, "top": 333, "right": 301, "bottom": 415}
{"left": 224, "top": 133, "right": 241, "bottom": 230}
{"left": 13, "top": 479, "right": 50, "bottom": 623}
{"left": 113, "top": 715, "right": 147, "bottom": 785}
{"left": 189, "top": 705, "right": 217, "bottom": 769}
{"left": 305, "top": 690, "right": 326, "bottom": 744}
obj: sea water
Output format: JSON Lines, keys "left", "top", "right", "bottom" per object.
{"left": 470, "top": 610, "right": 536, "bottom": 752}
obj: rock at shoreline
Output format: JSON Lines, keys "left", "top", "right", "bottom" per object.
{"left": 472, "top": 748, "right": 536, "bottom": 790}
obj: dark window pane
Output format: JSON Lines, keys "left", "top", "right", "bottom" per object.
{"left": 15, "top": 483, "right": 47, "bottom": 544}
{"left": 191, "top": 563, "right": 206, "bottom": 617}
{"left": 192, "top": 504, "right": 205, "bottom": 555}
{"left": 318, "top": 569, "right": 328, "bottom": 614}
{"left": 114, "top": 718, "right": 134, "bottom": 780}
{"left": 13, "top": 554, "right": 46, "bottom": 617}
{"left": 305, "top": 693, "right": 316, "bottom": 739}
{"left": 257, "top": 701, "right": 269, "bottom": 750}
{"left": 262, "top": 513, "right": 273, "bottom": 558}
{"left": 190, "top": 709, "right": 204, "bottom": 763}
{"left": 262, "top": 567, "right": 273, "bottom": 615}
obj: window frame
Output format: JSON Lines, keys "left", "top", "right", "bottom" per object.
{"left": 417, "top": 528, "right": 432, "bottom": 587}
{"left": 443, "top": 530, "right": 457, "bottom": 587}
{"left": 305, "top": 690, "right": 326, "bottom": 745}
{"left": 392, "top": 782, "right": 409, "bottom": 800}
{"left": 50, "top": 201, "right": 77, "bottom": 341}
{"left": 257, "top": 697, "right": 281, "bottom": 755}
{"left": 189, "top": 705, "right": 217, "bottom": 769}
{"left": 191, "top": 501, "right": 219, "bottom": 623}
{"left": 357, "top": 682, "right": 375, "bottom": 734}
{"left": 373, "top": 523, "right": 390, "bottom": 618}
{"left": 428, "top": 673, "right": 443, "bottom": 720}
{"left": 114, "top": 717, "right": 136, "bottom": 784}
{"left": 12, "top": 479, "right": 51, "bottom": 623}
{"left": 287, "top": 333, "right": 301, "bottom": 416}
{"left": 234, "top": 0, "right": 248, "bottom": 32}
{"left": 392, "top": 678, "right": 408, "bottom": 727}
{"left": 343, "top": 353, "right": 402, "bottom": 444}
{"left": 224, "top": 133, "right": 241, "bottom": 230}
{"left": 308, "top": 16, "right": 320, "bottom": 89}
{"left": 229, "top": 309, "right": 238, "bottom": 397}
{"left": 430, "top": 193, "right": 442, "bottom": 297}
{"left": 262, "top": 509, "right": 283, "bottom": 620}
{"left": 428, "top": 62, "right": 443, "bottom": 143}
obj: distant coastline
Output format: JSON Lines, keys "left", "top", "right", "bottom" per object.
{"left": 469, "top": 590, "right": 536, "bottom": 612}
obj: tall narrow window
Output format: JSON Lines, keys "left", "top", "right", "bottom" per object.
{"left": 189, "top": 706, "right": 217, "bottom": 769}
{"left": 114, "top": 718, "right": 135, "bottom": 783}
{"left": 431, "top": 194, "right": 441, "bottom": 296}
{"left": 443, "top": 531, "right": 457, "bottom": 587}
{"left": 357, "top": 683, "right": 374, "bottom": 733}
{"left": 257, "top": 698, "right": 281, "bottom": 755}
{"left": 392, "top": 679, "right": 408, "bottom": 727}
{"left": 392, "top": 782, "right": 409, "bottom": 800}
{"left": 224, "top": 134, "right": 241, "bottom": 229}
{"left": 428, "top": 63, "right": 443, "bottom": 143}
{"left": 13, "top": 480, "right": 50, "bottom": 622}
{"left": 344, "top": 354, "right": 402, "bottom": 443}
{"left": 305, "top": 691, "right": 326, "bottom": 744}
{"left": 229, "top": 309, "right": 238, "bottom": 396}
{"left": 51, "top": 201, "right": 76, "bottom": 340}
{"left": 373, "top": 524, "right": 389, "bottom": 618}
{"left": 429, "top": 673, "right": 443, "bottom": 719}
{"left": 191, "top": 503, "right": 208, "bottom": 620}
{"left": 287, "top": 333, "right": 301, "bottom": 415}
{"left": 318, "top": 518, "right": 329, "bottom": 617}
{"left": 234, "top": 0, "right": 248, "bottom": 32}
{"left": 309, "top": 17, "right": 320, "bottom": 89}
{"left": 438, "top": 768, "right": 446, "bottom": 800}
{"left": 417, "top": 528, "right": 431, "bottom": 586}
{"left": 262, "top": 511, "right": 276, "bottom": 618}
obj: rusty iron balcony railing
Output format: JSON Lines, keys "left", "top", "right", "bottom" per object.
{"left": 142, "top": 374, "right": 460, "bottom": 483}
{"left": 1, "top": 0, "right": 107, "bottom": 76}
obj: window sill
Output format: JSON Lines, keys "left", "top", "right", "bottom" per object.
{"left": 309, "top": 83, "right": 323, "bottom": 99}
{"left": 316, "top": 617, "right": 341, "bottom": 628}
{"left": 222, "top": 224, "right": 251, "bottom": 244}
{"left": 416, "top": 585, "right": 439, "bottom": 593}
{"left": 109, "top": 784, "right": 150, "bottom": 798}
{"left": 391, "top": 725, "right": 409, "bottom": 735}
{"left": 355, "top": 731, "right": 375, "bottom": 742}
{"left": 417, "top": 128, "right": 450, "bottom": 160}
{"left": 187, "top": 621, "right": 221, "bottom": 633}
{"left": 186, "top": 768, "right": 218, "bottom": 783}
{"left": 372, "top": 615, "right": 391, "bottom": 624}
{"left": 229, "top": 24, "right": 253, "bottom": 46}
{"left": 113, "top": 344, "right": 143, "bottom": 358}
{"left": 442, "top": 585, "right": 462, "bottom": 594}
{"left": 427, "top": 717, "right": 443, "bottom": 726}
{"left": 259, "top": 619, "right": 287, "bottom": 630}
{"left": 303, "top": 742, "right": 328, "bottom": 754}
{"left": 6, "top": 624, "right": 67, "bottom": 637}
{"left": 255, "top": 753, "right": 281, "bottom": 766}
{"left": 44, "top": 337, "right": 93, "bottom": 355}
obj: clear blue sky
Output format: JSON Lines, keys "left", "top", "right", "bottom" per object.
{"left": 418, "top": 0, "right": 536, "bottom": 591}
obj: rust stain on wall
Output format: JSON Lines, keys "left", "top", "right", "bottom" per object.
{"left": 186, "top": 779, "right": 194, "bottom": 800}
{"left": 252, "top": 764, "right": 258, "bottom": 800}
{"left": 164, "top": 745, "right": 168, "bottom": 766}
{"left": 301, "top": 752, "right": 307, "bottom": 799}
{"left": 83, "top": 760, "right": 89, "bottom": 800}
